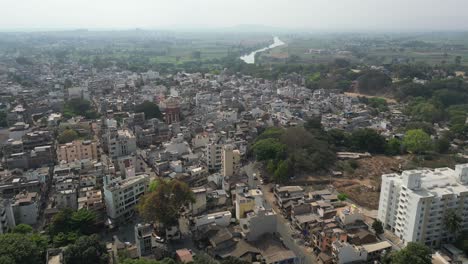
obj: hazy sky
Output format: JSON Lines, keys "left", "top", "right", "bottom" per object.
{"left": 1, "top": 0, "right": 468, "bottom": 31}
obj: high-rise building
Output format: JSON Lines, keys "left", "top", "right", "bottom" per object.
{"left": 205, "top": 142, "right": 222, "bottom": 171}
{"left": 221, "top": 144, "right": 240, "bottom": 177}
{"left": 378, "top": 164, "right": 468, "bottom": 247}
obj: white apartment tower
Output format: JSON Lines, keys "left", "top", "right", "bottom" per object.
{"left": 378, "top": 164, "right": 468, "bottom": 247}
{"left": 103, "top": 174, "right": 149, "bottom": 223}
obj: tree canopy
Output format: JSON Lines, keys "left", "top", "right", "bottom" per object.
{"left": 349, "top": 128, "right": 386, "bottom": 154}
{"left": 0, "top": 233, "right": 47, "bottom": 264}
{"left": 135, "top": 101, "right": 163, "bottom": 120}
{"left": 403, "top": 129, "right": 432, "bottom": 154}
{"left": 63, "top": 98, "right": 99, "bottom": 119}
{"left": 58, "top": 129, "right": 80, "bottom": 144}
{"left": 388, "top": 242, "right": 432, "bottom": 264}
{"left": 63, "top": 235, "right": 108, "bottom": 264}
{"left": 138, "top": 179, "right": 194, "bottom": 226}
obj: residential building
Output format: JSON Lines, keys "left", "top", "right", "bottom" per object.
{"left": 107, "top": 129, "right": 137, "bottom": 158}
{"left": 274, "top": 186, "right": 305, "bottom": 208}
{"left": 12, "top": 191, "right": 39, "bottom": 225}
{"left": 240, "top": 206, "right": 277, "bottom": 241}
{"left": 0, "top": 198, "right": 15, "bottom": 234}
{"left": 205, "top": 142, "right": 222, "bottom": 171}
{"left": 103, "top": 174, "right": 149, "bottom": 223}
{"left": 236, "top": 187, "right": 264, "bottom": 220}
{"left": 194, "top": 210, "right": 231, "bottom": 228}
{"left": 221, "top": 144, "right": 240, "bottom": 177}
{"left": 135, "top": 223, "right": 153, "bottom": 257}
{"left": 378, "top": 164, "right": 468, "bottom": 246}
{"left": 57, "top": 140, "right": 98, "bottom": 163}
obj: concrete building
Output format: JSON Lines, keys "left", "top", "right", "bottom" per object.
{"left": 0, "top": 198, "right": 15, "bottom": 234}
{"left": 274, "top": 186, "right": 305, "bottom": 208}
{"left": 378, "top": 164, "right": 468, "bottom": 246}
{"left": 57, "top": 140, "right": 98, "bottom": 163}
{"left": 191, "top": 187, "right": 207, "bottom": 215}
{"left": 235, "top": 187, "right": 264, "bottom": 220}
{"left": 240, "top": 206, "right": 277, "bottom": 242}
{"left": 135, "top": 223, "right": 154, "bottom": 257}
{"left": 205, "top": 142, "right": 222, "bottom": 171}
{"left": 12, "top": 191, "right": 39, "bottom": 225}
{"left": 55, "top": 189, "right": 78, "bottom": 210}
{"left": 107, "top": 129, "right": 137, "bottom": 158}
{"left": 332, "top": 241, "right": 367, "bottom": 264}
{"left": 221, "top": 144, "right": 240, "bottom": 177}
{"left": 103, "top": 174, "right": 149, "bottom": 223}
{"left": 194, "top": 211, "right": 231, "bottom": 228}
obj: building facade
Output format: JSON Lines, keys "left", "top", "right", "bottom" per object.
{"left": 57, "top": 140, "right": 98, "bottom": 163}
{"left": 103, "top": 174, "right": 149, "bottom": 223}
{"left": 378, "top": 164, "right": 468, "bottom": 246}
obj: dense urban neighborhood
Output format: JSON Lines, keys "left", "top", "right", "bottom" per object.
{"left": 0, "top": 29, "right": 467, "bottom": 264}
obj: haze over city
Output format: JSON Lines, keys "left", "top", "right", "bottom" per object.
{"left": 2, "top": 0, "right": 468, "bottom": 31}
{"left": 1, "top": 1, "right": 468, "bottom": 264}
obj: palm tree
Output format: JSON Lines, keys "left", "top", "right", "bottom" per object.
{"left": 444, "top": 209, "right": 462, "bottom": 238}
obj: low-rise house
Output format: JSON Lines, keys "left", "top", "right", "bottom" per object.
{"left": 194, "top": 211, "right": 231, "bottom": 229}
{"left": 274, "top": 186, "right": 304, "bottom": 208}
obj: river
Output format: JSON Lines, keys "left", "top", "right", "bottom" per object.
{"left": 240, "top": 36, "right": 285, "bottom": 64}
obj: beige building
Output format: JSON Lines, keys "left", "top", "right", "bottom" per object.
{"left": 222, "top": 144, "right": 240, "bottom": 177}
{"left": 57, "top": 140, "right": 98, "bottom": 163}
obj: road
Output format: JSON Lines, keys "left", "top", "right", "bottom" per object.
{"left": 243, "top": 163, "right": 317, "bottom": 264}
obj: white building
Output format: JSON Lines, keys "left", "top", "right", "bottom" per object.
{"left": 378, "top": 164, "right": 468, "bottom": 247}
{"left": 107, "top": 129, "right": 137, "bottom": 158}
{"left": 103, "top": 174, "right": 149, "bottom": 222}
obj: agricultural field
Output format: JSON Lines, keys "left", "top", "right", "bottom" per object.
{"left": 259, "top": 32, "right": 468, "bottom": 66}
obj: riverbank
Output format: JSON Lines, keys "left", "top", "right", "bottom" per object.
{"left": 240, "top": 36, "right": 285, "bottom": 64}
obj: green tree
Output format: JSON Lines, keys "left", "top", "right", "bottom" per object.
{"left": 390, "top": 242, "right": 431, "bottom": 264}
{"left": 53, "top": 232, "right": 79, "bottom": 247}
{"left": 0, "top": 233, "right": 47, "bottom": 264}
{"left": 135, "top": 101, "right": 163, "bottom": 119}
{"left": 385, "top": 138, "right": 402, "bottom": 156}
{"left": 252, "top": 138, "right": 286, "bottom": 161}
{"left": 403, "top": 129, "right": 432, "bottom": 154}
{"left": 58, "top": 129, "right": 79, "bottom": 144}
{"left": 138, "top": 179, "right": 195, "bottom": 226}
{"left": 372, "top": 219, "right": 384, "bottom": 235}
{"left": 337, "top": 193, "right": 348, "bottom": 201}
{"left": 63, "top": 235, "right": 108, "bottom": 264}
{"left": 71, "top": 209, "right": 97, "bottom": 235}
{"left": 266, "top": 159, "right": 277, "bottom": 174}
{"left": 273, "top": 160, "right": 289, "bottom": 183}
{"left": 64, "top": 98, "right": 98, "bottom": 119}
{"left": 444, "top": 209, "right": 462, "bottom": 238}
{"left": 434, "top": 137, "right": 450, "bottom": 154}
{"left": 12, "top": 223, "right": 33, "bottom": 234}
{"left": 349, "top": 128, "right": 386, "bottom": 153}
